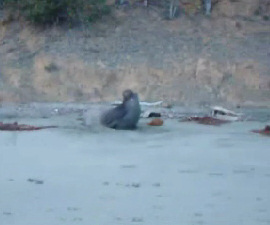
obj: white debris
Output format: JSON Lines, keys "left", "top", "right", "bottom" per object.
{"left": 141, "top": 110, "right": 152, "bottom": 118}
{"left": 112, "top": 101, "right": 163, "bottom": 107}
{"left": 211, "top": 106, "right": 243, "bottom": 121}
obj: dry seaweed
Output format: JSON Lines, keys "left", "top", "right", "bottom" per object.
{"left": 251, "top": 125, "right": 270, "bottom": 136}
{"left": 181, "top": 116, "right": 230, "bottom": 126}
{"left": 0, "top": 122, "right": 57, "bottom": 131}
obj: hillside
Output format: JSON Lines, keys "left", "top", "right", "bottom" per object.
{"left": 0, "top": 0, "right": 270, "bottom": 107}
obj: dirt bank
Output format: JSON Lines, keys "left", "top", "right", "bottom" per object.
{"left": 0, "top": 0, "right": 270, "bottom": 106}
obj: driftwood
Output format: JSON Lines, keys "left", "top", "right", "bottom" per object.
{"left": 251, "top": 125, "right": 270, "bottom": 136}
{"left": 0, "top": 122, "right": 57, "bottom": 131}
{"left": 181, "top": 116, "right": 230, "bottom": 126}
{"left": 211, "top": 106, "right": 242, "bottom": 121}
{"left": 113, "top": 100, "right": 163, "bottom": 106}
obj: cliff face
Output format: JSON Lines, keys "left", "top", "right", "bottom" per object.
{"left": 0, "top": 0, "right": 270, "bottom": 106}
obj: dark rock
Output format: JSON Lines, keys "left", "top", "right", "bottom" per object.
{"left": 148, "top": 112, "right": 161, "bottom": 117}
{"left": 27, "top": 178, "right": 44, "bottom": 184}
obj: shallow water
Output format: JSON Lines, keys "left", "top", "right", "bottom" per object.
{"left": 1, "top": 114, "right": 270, "bottom": 225}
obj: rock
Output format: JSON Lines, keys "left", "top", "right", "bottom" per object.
{"left": 147, "top": 118, "right": 164, "bottom": 126}
{"left": 27, "top": 178, "right": 44, "bottom": 184}
{"left": 148, "top": 112, "right": 161, "bottom": 117}
{"left": 141, "top": 110, "right": 161, "bottom": 118}
{"left": 131, "top": 217, "right": 144, "bottom": 222}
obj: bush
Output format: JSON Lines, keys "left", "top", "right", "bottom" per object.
{"left": 2, "top": 0, "right": 111, "bottom": 24}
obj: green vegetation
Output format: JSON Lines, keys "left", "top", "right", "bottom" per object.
{"left": 2, "top": 0, "right": 111, "bottom": 24}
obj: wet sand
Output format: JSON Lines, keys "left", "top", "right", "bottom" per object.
{"left": 0, "top": 105, "right": 270, "bottom": 225}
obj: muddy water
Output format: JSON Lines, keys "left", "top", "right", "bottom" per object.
{"left": 0, "top": 114, "right": 270, "bottom": 225}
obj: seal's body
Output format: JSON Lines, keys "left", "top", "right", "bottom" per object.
{"left": 100, "top": 90, "right": 141, "bottom": 130}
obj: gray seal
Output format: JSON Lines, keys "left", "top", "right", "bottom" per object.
{"left": 100, "top": 90, "right": 141, "bottom": 130}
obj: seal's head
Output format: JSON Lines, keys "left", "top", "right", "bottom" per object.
{"left": 122, "top": 89, "right": 134, "bottom": 102}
